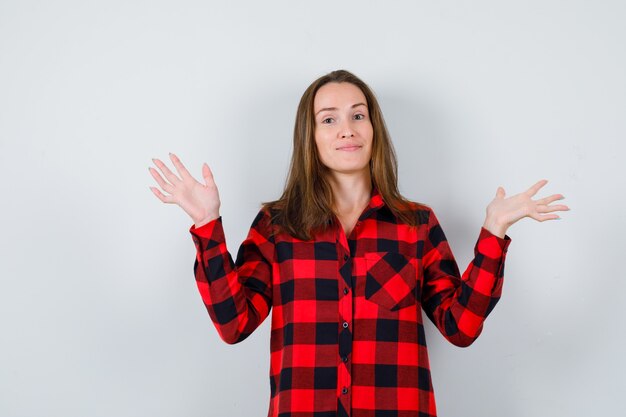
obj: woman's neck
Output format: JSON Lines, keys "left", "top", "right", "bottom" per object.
{"left": 327, "top": 171, "right": 372, "bottom": 215}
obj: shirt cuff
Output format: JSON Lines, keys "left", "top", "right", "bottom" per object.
{"left": 189, "top": 216, "right": 223, "bottom": 239}
{"left": 189, "top": 217, "right": 227, "bottom": 257}
{"left": 478, "top": 226, "right": 512, "bottom": 257}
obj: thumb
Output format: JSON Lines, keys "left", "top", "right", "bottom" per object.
{"left": 202, "top": 163, "right": 214, "bottom": 186}
{"left": 496, "top": 186, "right": 506, "bottom": 199}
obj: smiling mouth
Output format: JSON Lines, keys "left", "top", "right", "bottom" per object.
{"left": 336, "top": 146, "right": 362, "bottom": 151}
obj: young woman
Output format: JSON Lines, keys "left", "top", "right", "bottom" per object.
{"left": 149, "top": 70, "right": 568, "bottom": 417}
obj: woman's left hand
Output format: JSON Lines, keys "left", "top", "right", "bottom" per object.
{"left": 482, "top": 179, "right": 569, "bottom": 238}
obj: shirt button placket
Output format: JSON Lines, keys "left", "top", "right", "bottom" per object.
{"left": 337, "top": 246, "right": 353, "bottom": 415}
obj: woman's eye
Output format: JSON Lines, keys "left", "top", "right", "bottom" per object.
{"left": 354, "top": 114, "right": 365, "bottom": 120}
{"left": 322, "top": 117, "right": 334, "bottom": 124}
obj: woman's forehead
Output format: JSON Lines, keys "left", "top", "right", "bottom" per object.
{"left": 314, "top": 82, "right": 367, "bottom": 111}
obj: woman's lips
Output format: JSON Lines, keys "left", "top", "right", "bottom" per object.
{"left": 337, "top": 146, "right": 362, "bottom": 151}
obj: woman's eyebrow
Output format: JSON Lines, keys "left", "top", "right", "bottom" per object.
{"left": 315, "top": 102, "right": 367, "bottom": 116}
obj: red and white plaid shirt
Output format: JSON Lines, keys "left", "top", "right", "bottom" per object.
{"left": 189, "top": 187, "right": 511, "bottom": 417}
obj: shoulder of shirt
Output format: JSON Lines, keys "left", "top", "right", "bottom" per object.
{"left": 405, "top": 197, "right": 433, "bottom": 219}
{"left": 253, "top": 205, "right": 275, "bottom": 226}
{"left": 378, "top": 197, "right": 433, "bottom": 226}
{"left": 249, "top": 205, "right": 282, "bottom": 240}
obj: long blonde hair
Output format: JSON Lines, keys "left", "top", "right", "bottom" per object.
{"left": 263, "top": 69, "right": 426, "bottom": 240}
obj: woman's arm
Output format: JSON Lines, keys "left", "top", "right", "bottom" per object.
{"left": 190, "top": 210, "right": 275, "bottom": 344}
{"left": 149, "top": 153, "right": 274, "bottom": 344}
{"left": 421, "top": 208, "right": 511, "bottom": 347}
{"left": 421, "top": 180, "right": 568, "bottom": 347}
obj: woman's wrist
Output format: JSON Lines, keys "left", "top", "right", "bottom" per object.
{"left": 194, "top": 212, "right": 220, "bottom": 228}
{"left": 482, "top": 216, "right": 508, "bottom": 239}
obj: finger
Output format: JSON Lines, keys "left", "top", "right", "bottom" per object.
{"left": 149, "top": 186, "right": 175, "bottom": 204}
{"left": 169, "top": 152, "right": 192, "bottom": 180}
{"left": 535, "top": 193, "right": 564, "bottom": 205}
{"left": 148, "top": 167, "right": 174, "bottom": 192}
{"left": 525, "top": 179, "right": 548, "bottom": 197}
{"left": 152, "top": 157, "right": 182, "bottom": 185}
{"left": 529, "top": 212, "right": 560, "bottom": 222}
{"left": 536, "top": 204, "right": 570, "bottom": 214}
{"left": 496, "top": 186, "right": 506, "bottom": 199}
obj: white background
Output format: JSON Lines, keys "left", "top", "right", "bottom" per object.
{"left": 1, "top": 1, "right": 624, "bottom": 416}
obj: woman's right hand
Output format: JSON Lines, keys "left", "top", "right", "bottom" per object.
{"left": 149, "top": 153, "right": 221, "bottom": 228}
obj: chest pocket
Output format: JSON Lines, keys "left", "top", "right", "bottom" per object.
{"left": 364, "top": 252, "right": 418, "bottom": 311}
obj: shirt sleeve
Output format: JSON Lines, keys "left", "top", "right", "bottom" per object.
{"left": 420, "top": 207, "right": 512, "bottom": 347}
{"left": 189, "top": 208, "right": 275, "bottom": 344}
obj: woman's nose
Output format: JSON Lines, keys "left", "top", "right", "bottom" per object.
{"left": 339, "top": 121, "right": 354, "bottom": 138}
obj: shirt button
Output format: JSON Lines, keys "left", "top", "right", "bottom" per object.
{"left": 342, "top": 356, "right": 348, "bottom": 362}
{"left": 342, "top": 321, "right": 349, "bottom": 329}
{"left": 343, "top": 288, "right": 349, "bottom": 295}
{"left": 342, "top": 387, "right": 348, "bottom": 394}
{"left": 343, "top": 254, "right": 348, "bottom": 261}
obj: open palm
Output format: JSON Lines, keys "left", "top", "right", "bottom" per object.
{"left": 483, "top": 179, "right": 569, "bottom": 237}
{"left": 149, "top": 153, "right": 221, "bottom": 227}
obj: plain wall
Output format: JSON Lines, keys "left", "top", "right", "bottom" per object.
{"left": 1, "top": 1, "right": 624, "bottom": 416}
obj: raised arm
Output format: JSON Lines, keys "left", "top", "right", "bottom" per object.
{"left": 421, "top": 208, "right": 511, "bottom": 347}
{"left": 189, "top": 210, "right": 275, "bottom": 344}
{"left": 421, "top": 179, "right": 569, "bottom": 347}
{"left": 149, "top": 153, "right": 274, "bottom": 344}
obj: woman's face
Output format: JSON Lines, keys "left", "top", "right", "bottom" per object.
{"left": 313, "top": 82, "right": 373, "bottom": 179}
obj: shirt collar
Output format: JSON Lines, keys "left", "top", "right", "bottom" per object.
{"left": 359, "top": 185, "right": 385, "bottom": 221}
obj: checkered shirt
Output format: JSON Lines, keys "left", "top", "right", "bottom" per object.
{"left": 189, "top": 187, "right": 511, "bottom": 417}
